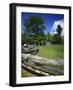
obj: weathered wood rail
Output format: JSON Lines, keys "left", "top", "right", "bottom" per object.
{"left": 22, "top": 63, "right": 49, "bottom": 76}
{"left": 22, "top": 53, "right": 64, "bottom": 76}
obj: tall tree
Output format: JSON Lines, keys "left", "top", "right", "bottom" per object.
{"left": 24, "top": 16, "right": 45, "bottom": 34}
{"left": 57, "top": 25, "right": 62, "bottom": 36}
{"left": 24, "top": 16, "right": 45, "bottom": 45}
{"left": 53, "top": 25, "right": 63, "bottom": 44}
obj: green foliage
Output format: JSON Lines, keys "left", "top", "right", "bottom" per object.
{"left": 52, "top": 34, "right": 61, "bottom": 44}
{"left": 57, "top": 25, "right": 62, "bottom": 35}
{"left": 52, "top": 25, "right": 63, "bottom": 44}
{"left": 22, "top": 16, "right": 46, "bottom": 45}
{"left": 24, "top": 16, "right": 45, "bottom": 34}
{"left": 46, "top": 33, "right": 53, "bottom": 43}
{"left": 21, "top": 32, "right": 35, "bottom": 45}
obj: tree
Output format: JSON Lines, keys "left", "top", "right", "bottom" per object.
{"left": 21, "top": 32, "right": 35, "bottom": 45}
{"left": 37, "top": 33, "right": 46, "bottom": 45}
{"left": 52, "top": 25, "right": 63, "bottom": 44}
{"left": 24, "top": 16, "right": 45, "bottom": 34}
{"left": 53, "top": 34, "right": 61, "bottom": 44}
{"left": 24, "top": 16, "right": 45, "bottom": 45}
{"left": 46, "top": 33, "right": 53, "bottom": 43}
{"left": 57, "top": 25, "right": 62, "bottom": 36}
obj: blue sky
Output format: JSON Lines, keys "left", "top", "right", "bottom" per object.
{"left": 21, "top": 12, "right": 64, "bottom": 34}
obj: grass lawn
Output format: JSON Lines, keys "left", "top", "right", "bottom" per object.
{"left": 36, "top": 45, "right": 64, "bottom": 59}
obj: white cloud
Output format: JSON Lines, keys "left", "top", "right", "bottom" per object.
{"left": 50, "top": 19, "right": 64, "bottom": 37}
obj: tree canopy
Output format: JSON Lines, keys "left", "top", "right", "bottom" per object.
{"left": 24, "top": 16, "right": 45, "bottom": 34}
{"left": 22, "top": 16, "right": 46, "bottom": 45}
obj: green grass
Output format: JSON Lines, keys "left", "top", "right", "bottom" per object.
{"left": 36, "top": 45, "right": 64, "bottom": 59}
